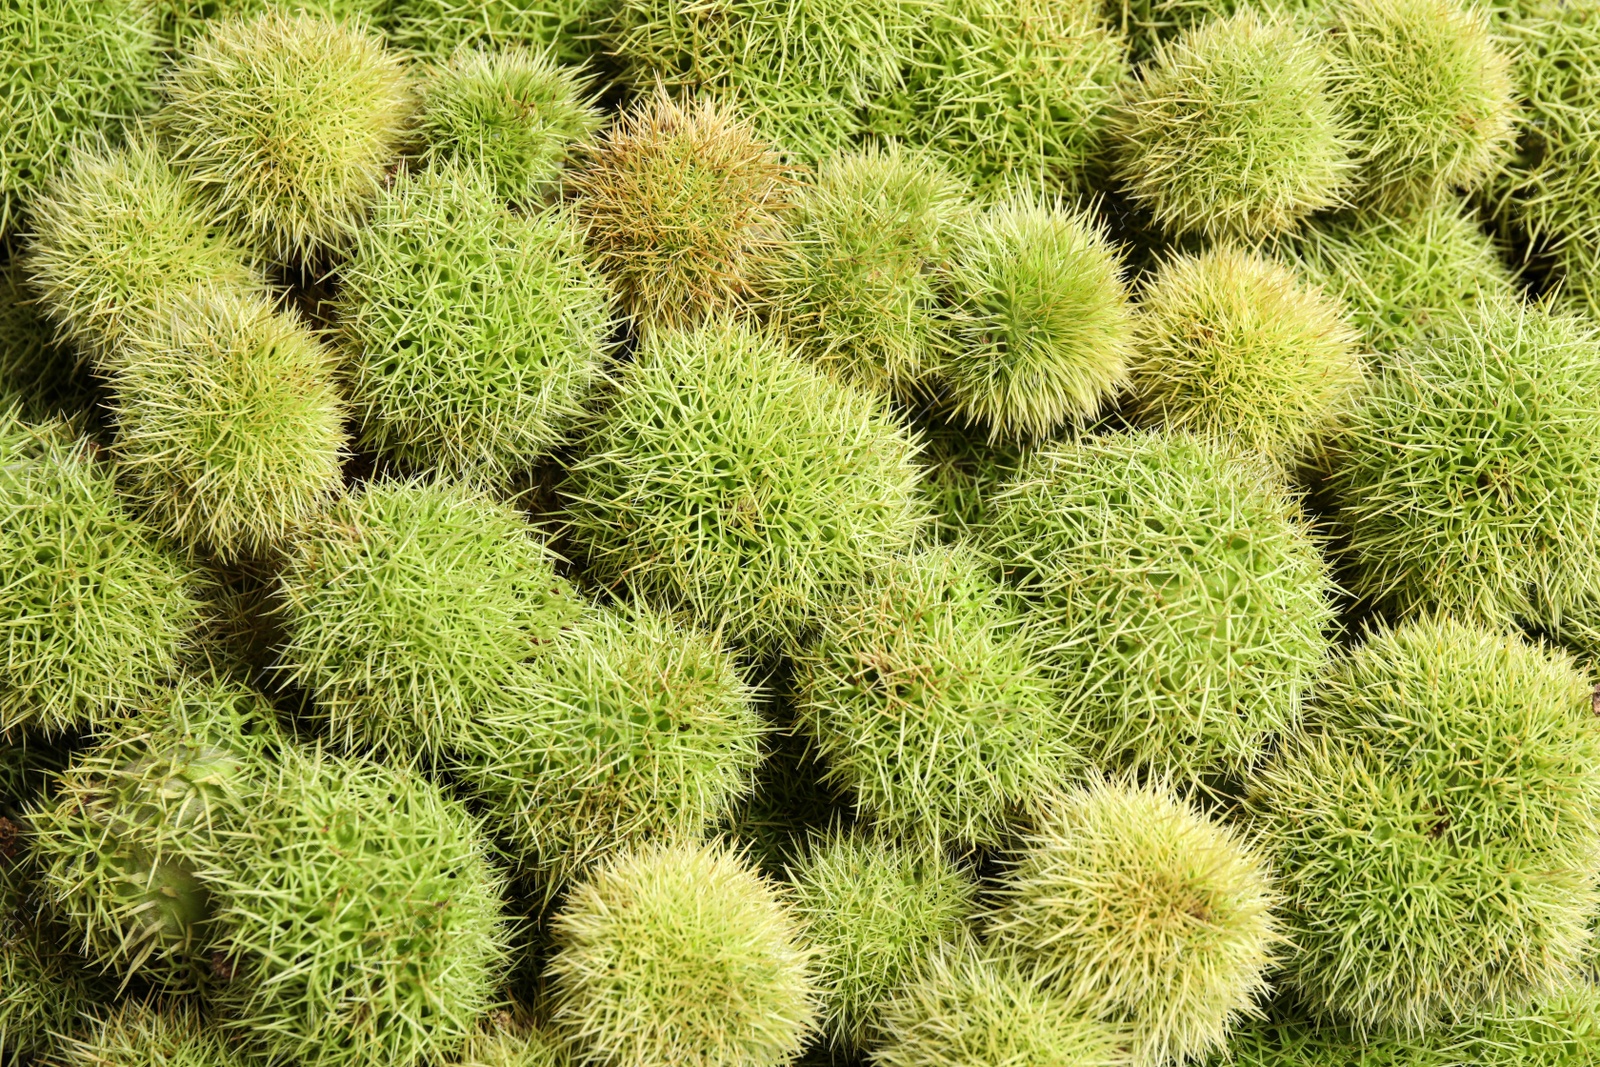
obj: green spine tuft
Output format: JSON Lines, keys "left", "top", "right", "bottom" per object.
{"left": 548, "top": 840, "right": 818, "bottom": 1067}
{"left": 786, "top": 833, "right": 977, "bottom": 1052}
{"left": 1112, "top": 7, "right": 1354, "bottom": 240}
{"left": 1249, "top": 616, "right": 1600, "bottom": 1033}
{"left": 792, "top": 543, "right": 1073, "bottom": 850}
{"left": 157, "top": 10, "right": 414, "bottom": 265}
{"left": 568, "top": 92, "right": 793, "bottom": 330}
{"left": 980, "top": 431, "right": 1336, "bottom": 784}
{"left": 275, "top": 478, "right": 583, "bottom": 760}
{"left": 415, "top": 45, "right": 604, "bottom": 205}
{"left": 385, "top": 0, "right": 607, "bottom": 65}
{"left": 936, "top": 196, "right": 1136, "bottom": 442}
{"left": 563, "top": 318, "right": 927, "bottom": 654}
{"left": 57, "top": 999, "right": 252, "bottom": 1067}
{"left": 451, "top": 600, "right": 766, "bottom": 900}
{"left": 215, "top": 747, "right": 507, "bottom": 1067}
{"left": 1128, "top": 245, "right": 1365, "bottom": 468}
{"left": 985, "top": 778, "right": 1280, "bottom": 1064}
{"left": 0, "top": 415, "right": 200, "bottom": 736}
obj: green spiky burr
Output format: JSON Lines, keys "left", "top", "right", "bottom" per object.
{"left": 456, "top": 1010, "right": 567, "bottom": 1067}
{"left": 335, "top": 164, "right": 611, "bottom": 489}
{"left": 450, "top": 600, "right": 766, "bottom": 901}
{"left": 884, "top": 0, "right": 1128, "bottom": 193}
{"left": 568, "top": 92, "right": 793, "bottom": 330}
{"left": 1228, "top": 983, "right": 1600, "bottom": 1066}
{"left": 157, "top": 10, "right": 413, "bottom": 265}
{"left": 416, "top": 45, "right": 603, "bottom": 205}
{"left": 562, "top": 318, "right": 926, "bottom": 655}
{"left": 875, "top": 948, "right": 1129, "bottom": 1067}
{"left": 786, "top": 834, "right": 977, "bottom": 1052}
{"left": 0, "top": 415, "right": 200, "bottom": 737}
{"left": 214, "top": 747, "right": 507, "bottom": 1067}
{"left": 275, "top": 478, "right": 583, "bottom": 760}
{"left": 155, "top": 0, "right": 391, "bottom": 53}
{"left": 1112, "top": 7, "right": 1354, "bottom": 241}
{"left": 1128, "top": 245, "right": 1365, "bottom": 468}
{"left": 981, "top": 431, "right": 1335, "bottom": 786}
{"left": 936, "top": 196, "right": 1136, "bottom": 442}
{"left": 28, "top": 676, "right": 282, "bottom": 990}
{"left": 0, "top": 868, "right": 104, "bottom": 1061}
{"left": 1329, "top": 0, "right": 1516, "bottom": 210}
{"left": 110, "top": 286, "right": 348, "bottom": 563}
{"left": 1249, "top": 616, "right": 1600, "bottom": 1034}
{"left": 547, "top": 840, "right": 818, "bottom": 1067}
{"left": 792, "top": 543, "right": 1072, "bottom": 851}
{"left": 57, "top": 1000, "right": 251, "bottom": 1067}
{"left": 985, "top": 778, "right": 1280, "bottom": 1064}
{"left": 386, "top": 0, "right": 606, "bottom": 65}
{"left": 1281, "top": 197, "right": 1515, "bottom": 356}
{"left": 0, "top": 0, "right": 161, "bottom": 236}
{"left": 768, "top": 145, "right": 970, "bottom": 398}
{"left": 1490, "top": 0, "right": 1600, "bottom": 318}
{"left": 23, "top": 135, "right": 265, "bottom": 374}
{"left": 1327, "top": 297, "right": 1600, "bottom": 627}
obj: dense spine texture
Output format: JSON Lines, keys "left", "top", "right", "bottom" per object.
{"left": 985, "top": 778, "right": 1280, "bottom": 1064}
{"left": 1112, "top": 7, "right": 1354, "bottom": 240}
{"left": 568, "top": 92, "right": 792, "bottom": 329}
{"left": 792, "top": 543, "right": 1073, "bottom": 850}
{"left": 386, "top": 0, "right": 607, "bottom": 64}
{"left": 56, "top": 1000, "right": 251, "bottom": 1067}
{"left": 1328, "top": 297, "right": 1600, "bottom": 627}
{"left": 450, "top": 600, "right": 766, "bottom": 900}
{"left": 981, "top": 431, "right": 1335, "bottom": 785}
{"left": 1249, "top": 617, "right": 1600, "bottom": 1033}
{"left": 214, "top": 747, "right": 507, "bottom": 1067}
{"left": 336, "top": 164, "right": 611, "bottom": 488}
{"left": 936, "top": 196, "right": 1136, "bottom": 442}
{"left": 547, "top": 840, "right": 819, "bottom": 1067}
{"left": 157, "top": 10, "right": 413, "bottom": 264}
{"left": 1127, "top": 245, "right": 1365, "bottom": 468}
{"left": 415, "top": 44, "right": 604, "bottom": 205}
{"left": 0, "top": 415, "right": 199, "bottom": 736}
{"left": 110, "top": 286, "right": 348, "bottom": 562}
{"left": 562, "top": 318, "right": 926, "bottom": 654}
{"left": 275, "top": 478, "right": 582, "bottom": 759}
{"left": 28, "top": 677, "right": 281, "bottom": 989}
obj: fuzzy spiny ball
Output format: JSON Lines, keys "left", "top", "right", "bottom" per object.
{"left": 336, "top": 165, "right": 611, "bottom": 488}
{"left": 157, "top": 10, "right": 413, "bottom": 264}
{"left": 28, "top": 677, "right": 282, "bottom": 989}
{"left": 1113, "top": 8, "right": 1353, "bottom": 241}
{"left": 450, "top": 601, "right": 765, "bottom": 900}
{"left": 0, "top": 0, "right": 161, "bottom": 236}
{"left": 1283, "top": 198, "right": 1514, "bottom": 356}
{"left": 787, "top": 834, "right": 977, "bottom": 1052}
{"left": 386, "top": 0, "right": 605, "bottom": 65}
{"left": 885, "top": 0, "right": 1128, "bottom": 192}
{"left": 23, "top": 136, "right": 265, "bottom": 372}
{"left": 563, "top": 318, "right": 926, "bottom": 654}
{"left": 568, "top": 92, "right": 792, "bottom": 330}
{"left": 981, "top": 431, "right": 1336, "bottom": 785}
{"left": 936, "top": 196, "right": 1136, "bottom": 442}
{"left": 792, "top": 543, "right": 1073, "bottom": 850}
{"left": 215, "top": 748, "right": 507, "bottom": 1067}
{"left": 769, "top": 146, "right": 970, "bottom": 397}
{"left": 111, "top": 286, "right": 348, "bottom": 563}
{"left": 875, "top": 949, "right": 1129, "bottom": 1067}
{"left": 1328, "top": 297, "right": 1600, "bottom": 627}
{"left": 415, "top": 45, "right": 603, "bottom": 205}
{"left": 275, "top": 478, "right": 583, "bottom": 759}
{"left": 1250, "top": 617, "right": 1600, "bottom": 1033}
{"left": 1128, "top": 245, "right": 1365, "bottom": 468}
{"left": 0, "top": 415, "right": 200, "bottom": 736}
{"left": 57, "top": 1001, "right": 253, "bottom": 1067}
{"left": 1491, "top": 1, "right": 1600, "bottom": 317}
{"left": 1329, "top": 0, "right": 1516, "bottom": 209}
{"left": 986, "top": 778, "right": 1280, "bottom": 1064}
{"left": 548, "top": 840, "right": 818, "bottom": 1067}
